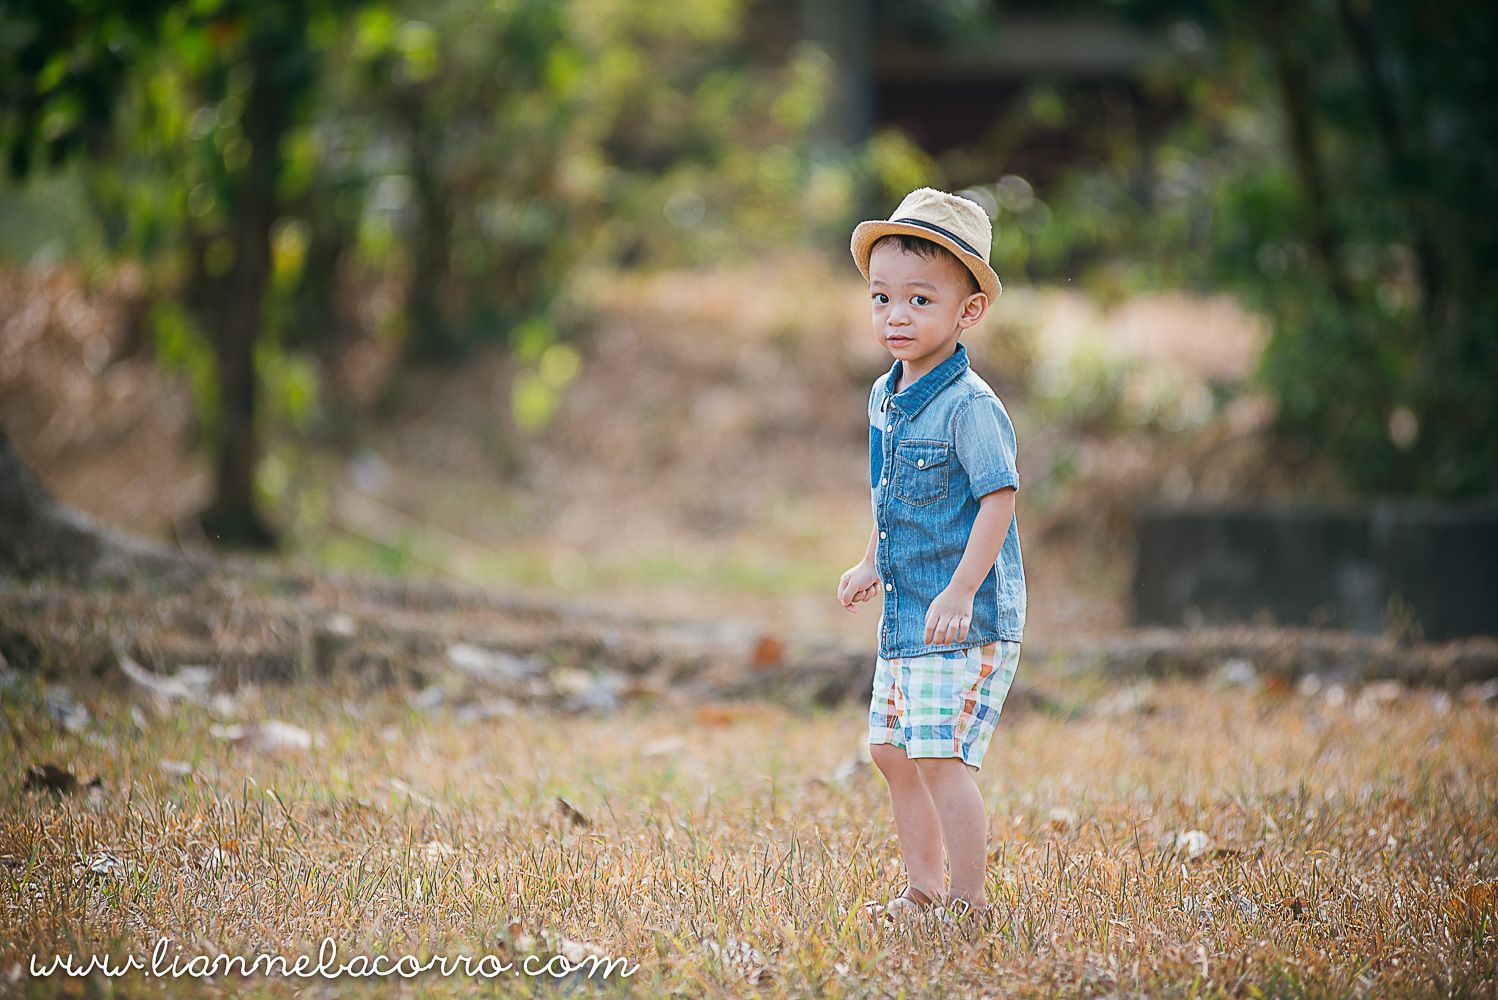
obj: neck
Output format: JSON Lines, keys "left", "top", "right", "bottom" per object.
{"left": 897, "top": 341, "right": 959, "bottom": 390}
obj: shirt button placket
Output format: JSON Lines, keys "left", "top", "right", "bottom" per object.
{"left": 874, "top": 404, "right": 886, "bottom": 649}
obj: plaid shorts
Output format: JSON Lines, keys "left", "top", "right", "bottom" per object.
{"left": 868, "top": 640, "right": 1020, "bottom": 769}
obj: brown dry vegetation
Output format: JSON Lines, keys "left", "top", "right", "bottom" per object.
{"left": 3, "top": 667, "right": 1495, "bottom": 998}
{"left": 1, "top": 255, "right": 1326, "bottom": 651}
{"left": 7, "top": 257, "right": 1489, "bottom": 999}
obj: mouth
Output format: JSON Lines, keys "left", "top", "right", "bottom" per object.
{"left": 886, "top": 336, "right": 913, "bottom": 346}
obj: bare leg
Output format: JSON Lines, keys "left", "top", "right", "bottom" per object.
{"left": 913, "top": 757, "right": 988, "bottom": 908}
{"left": 869, "top": 743, "right": 945, "bottom": 902}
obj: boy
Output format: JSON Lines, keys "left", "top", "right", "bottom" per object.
{"left": 837, "top": 187, "right": 1025, "bottom": 933}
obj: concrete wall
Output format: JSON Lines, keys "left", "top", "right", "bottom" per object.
{"left": 1133, "top": 503, "right": 1498, "bottom": 640}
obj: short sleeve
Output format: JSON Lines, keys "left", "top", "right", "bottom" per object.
{"left": 953, "top": 393, "right": 1019, "bottom": 499}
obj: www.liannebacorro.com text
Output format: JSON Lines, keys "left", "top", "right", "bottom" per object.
{"left": 30, "top": 937, "right": 640, "bottom": 981}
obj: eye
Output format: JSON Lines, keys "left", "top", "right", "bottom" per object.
{"left": 912, "top": 295, "right": 930, "bottom": 306}
{"left": 873, "top": 293, "right": 889, "bottom": 304}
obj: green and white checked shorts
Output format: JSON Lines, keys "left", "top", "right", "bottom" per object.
{"left": 867, "top": 640, "right": 1020, "bottom": 769}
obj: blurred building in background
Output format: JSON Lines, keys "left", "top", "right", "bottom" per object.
{"left": 798, "top": 0, "right": 1168, "bottom": 184}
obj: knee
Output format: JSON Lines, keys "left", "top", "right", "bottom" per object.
{"left": 912, "top": 756, "right": 967, "bottom": 783}
{"left": 869, "top": 743, "right": 910, "bottom": 775}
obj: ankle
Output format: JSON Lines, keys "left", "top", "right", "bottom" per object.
{"left": 945, "top": 891, "right": 988, "bottom": 912}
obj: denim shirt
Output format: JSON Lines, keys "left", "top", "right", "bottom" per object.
{"left": 869, "top": 341, "right": 1026, "bottom": 657}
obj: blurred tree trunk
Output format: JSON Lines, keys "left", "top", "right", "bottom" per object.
{"left": 1335, "top": 0, "right": 1444, "bottom": 326}
{"left": 192, "top": 44, "right": 283, "bottom": 550}
{"left": 1256, "top": 3, "right": 1354, "bottom": 310}
{"left": 0, "top": 426, "right": 194, "bottom": 584}
{"left": 402, "top": 93, "right": 462, "bottom": 361}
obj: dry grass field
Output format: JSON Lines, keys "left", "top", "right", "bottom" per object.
{"left": 2, "top": 259, "right": 1492, "bottom": 998}
{"left": 4, "top": 664, "right": 1495, "bottom": 999}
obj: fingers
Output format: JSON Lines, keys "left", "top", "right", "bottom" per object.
{"left": 924, "top": 613, "right": 971, "bottom": 645}
{"left": 841, "top": 579, "right": 878, "bottom": 611}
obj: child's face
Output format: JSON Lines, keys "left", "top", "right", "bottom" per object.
{"left": 868, "top": 242, "right": 987, "bottom": 373}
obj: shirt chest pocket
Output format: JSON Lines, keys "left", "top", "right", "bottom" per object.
{"left": 893, "top": 440, "right": 951, "bottom": 507}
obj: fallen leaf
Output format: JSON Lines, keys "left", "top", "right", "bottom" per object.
{"left": 81, "top": 852, "right": 132, "bottom": 880}
{"left": 1096, "top": 683, "right": 1154, "bottom": 718}
{"left": 1447, "top": 882, "right": 1496, "bottom": 920}
{"left": 448, "top": 643, "right": 535, "bottom": 684}
{"left": 421, "top": 840, "right": 459, "bottom": 863}
{"left": 1360, "top": 680, "right": 1403, "bottom": 705}
{"left": 24, "top": 763, "right": 77, "bottom": 794}
{"left": 556, "top": 796, "right": 591, "bottom": 828}
{"left": 325, "top": 613, "right": 357, "bottom": 638}
{"left": 642, "top": 734, "right": 686, "bottom": 758}
{"left": 1173, "top": 829, "right": 1211, "bottom": 859}
{"left": 702, "top": 936, "right": 769, "bottom": 984}
{"left": 621, "top": 676, "right": 667, "bottom": 699}
{"left": 550, "top": 668, "right": 595, "bottom": 696}
{"left": 694, "top": 704, "right": 748, "bottom": 727}
{"left": 44, "top": 690, "right": 89, "bottom": 732}
{"left": 824, "top": 756, "right": 871, "bottom": 785}
{"left": 1212, "top": 658, "right": 1257, "bottom": 689}
{"left": 119, "top": 656, "right": 206, "bottom": 704}
{"left": 1281, "top": 896, "right": 1305, "bottom": 919}
{"left": 254, "top": 720, "right": 312, "bottom": 753}
{"left": 1224, "top": 891, "right": 1259, "bottom": 918}
{"left": 751, "top": 634, "right": 785, "bottom": 670}
{"left": 211, "top": 720, "right": 313, "bottom": 754}
{"left": 1047, "top": 807, "right": 1078, "bottom": 831}
{"left": 453, "top": 698, "right": 518, "bottom": 724}
{"left": 557, "top": 936, "right": 604, "bottom": 966}
{"left": 1259, "top": 674, "right": 1294, "bottom": 699}
{"left": 407, "top": 685, "right": 445, "bottom": 711}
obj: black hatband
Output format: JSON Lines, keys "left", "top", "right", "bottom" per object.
{"left": 892, "top": 217, "right": 981, "bottom": 258}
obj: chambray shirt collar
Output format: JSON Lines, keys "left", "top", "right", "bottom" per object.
{"left": 883, "top": 342, "right": 971, "bottom": 419}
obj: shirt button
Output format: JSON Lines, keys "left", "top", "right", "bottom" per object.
{"left": 884, "top": 583, "right": 892, "bottom": 592}
{"left": 879, "top": 531, "right": 887, "bottom": 539}
{"left": 880, "top": 476, "right": 887, "bottom": 486}
{"left": 916, "top": 458, "right": 925, "bottom": 468}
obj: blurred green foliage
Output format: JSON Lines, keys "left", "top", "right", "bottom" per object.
{"left": 3, "top": 0, "right": 937, "bottom": 442}
{"left": 1, "top": 0, "right": 943, "bottom": 548}
{"left": 984, "top": 1, "right": 1498, "bottom": 498}
{"left": 11, "top": 0, "right": 1490, "bottom": 509}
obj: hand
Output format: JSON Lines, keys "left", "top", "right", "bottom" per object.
{"left": 838, "top": 561, "right": 881, "bottom": 613}
{"left": 924, "top": 584, "right": 975, "bottom": 645}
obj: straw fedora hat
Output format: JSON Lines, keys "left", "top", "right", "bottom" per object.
{"left": 851, "top": 187, "right": 1002, "bottom": 302}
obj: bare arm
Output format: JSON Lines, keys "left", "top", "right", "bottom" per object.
{"left": 948, "top": 487, "right": 1015, "bottom": 594}
{"left": 924, "top": 487, "right": 1015, "bottom": 644}
{"left": 859, "top": 522, "right": 879, "bottom": 568}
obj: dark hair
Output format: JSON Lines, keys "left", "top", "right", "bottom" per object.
{"left": 871, "top": 233, "right": 980, "bottom": 296}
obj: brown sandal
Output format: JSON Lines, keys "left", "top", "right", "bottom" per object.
{"left": 862, "top": 885, "right": 937, "bottom": 924}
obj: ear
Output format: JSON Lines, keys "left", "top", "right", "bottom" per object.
{"left": 957, "top": 292, "right": 989, "bottom": 329}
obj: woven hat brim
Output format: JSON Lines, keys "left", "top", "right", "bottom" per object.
{"left": 851, "top": 220, "right": 1002, "bottom": 301}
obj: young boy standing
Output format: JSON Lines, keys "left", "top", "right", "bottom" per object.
{"left": 837, "top": 188, "right": 1025, "bottom": 931}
